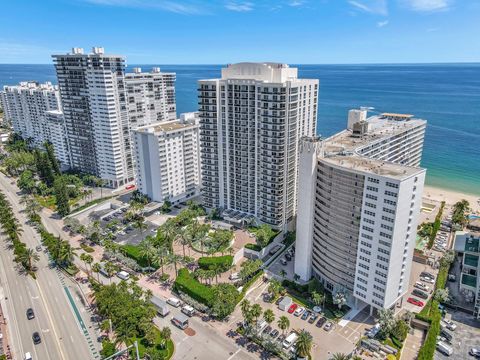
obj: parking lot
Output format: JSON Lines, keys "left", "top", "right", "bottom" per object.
{"left": 435, "top": 310, "right": 480, "bottom": 360}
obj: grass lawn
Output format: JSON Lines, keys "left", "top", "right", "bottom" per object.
{"left": 35, "top": 194, "right": 56, "bottom": 210}
{"left": 70, "top": 196, "right": 114, "bottom": 214}
{"left": 130, "top": 327, "right": 174, "bottom": 359}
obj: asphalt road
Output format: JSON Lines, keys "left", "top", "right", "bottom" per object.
{"left": 0, "top": 173, "right": 96, "bottom": 360}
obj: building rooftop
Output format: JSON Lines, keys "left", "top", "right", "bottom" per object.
{"left": 135, "top": 113, "right": 198, "bottom": 135}
{"left": 454, "top": 231, "right": 480, "bottom": 253}
{"left": 318, "top": 112, "right": 426, "bottom": 180}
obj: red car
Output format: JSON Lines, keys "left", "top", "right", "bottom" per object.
{"left": 125, "top": 184, "right": 136, "bottom": 190}
{"left": 287, "top": 304, "right": 298, "bottom": 314}
{"left": 407, "top": 297, "right": 424, "bottom": 307}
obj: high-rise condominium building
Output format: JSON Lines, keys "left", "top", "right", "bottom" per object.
{"left": 1, "top": 81, "right": 61, "bottom": 145}
{"left": 133, "top": 112, "right": 201, "bottom": 204}
{"left": 295, "top": 110, "right": 426, "bottom": 313}
{"left": 52, "top": 47, "right": 133, "bottom": 187}
{"left": 125, "top": 67, "right": 176, "bottom": 128}
{"left": 198, "top": 63, "right": 318, "bottom": 230}
{"left": 44, "top": 110, "right": 71, "bottom": 167}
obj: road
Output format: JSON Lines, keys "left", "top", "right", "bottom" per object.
{"left": 0, "top": 173, "right": 97, "bottom": 360}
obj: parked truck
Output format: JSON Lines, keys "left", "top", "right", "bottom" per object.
{"left": 151, "top": 296, "right": 170, "bottom": 317}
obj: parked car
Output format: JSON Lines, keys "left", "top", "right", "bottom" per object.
{"left": 407, "top": 297, "right": 424, "bottom": 307}
{"left": 414, "top": 281, "right": 429, "bottom": 291}
{"left": 264, "top": 325, "right": 272, "bottom": 335}
{"left": 412, "top": 289, "right": 429, "bottom": 299}
{"left": 32, "top": 332, "right": 41, "bottom": 344}
{"left": 469, "top": 348, "right": 480, "bottom": 357}
{"left": 287, "top": 304, "right": 298, "bottom": 314}
{"left": 181, "top": 305, "right": 195, "bottom": 317}
{"left": 316, "top": 316, "right": 327, "bottom": 328}
{"left": 275, "top": 296, "right": 284, "bottom": 305}
{"left": 420, "top": 271, "right": 435, "bottom": 279}
{"left": 26, "top": 308, "right": 35, "bottom": 320}
{"left": 308, "top": 313, "right": 318, "bottom": 324}
{"left": 294, "top": 307, "right": 305, "bottom": 317}
{"left": 35, "top": 245, "right": 42, "bottom": 252}
{"left": 282, "top": 332, "right": 298, "bottom": 349}
{"left": 277, "top": 334, "right": 286, "bottom": 344}
{"left": 25, "top": 352, "right": 32, "bottom": 360}
{"left": 285, "top": 253, "right": 292, "bottom": 261}
{"left": 167, "top": 297, "right": 182, "bottom": 307}
{"left": 301, "top": 311, "right": 310, "bottom": 320}
{"left": 324, "top": 321, "right": 333, "bottom": 331}
{"left": 280, "top": 258, "right": 288, "bottom": 266}
{"left": 443, "top": 319, "right": 457, "bottom": 331}
{"left": 437, "top": 341, "right": 453, "bottom": 356}
{"left": 270, "top": 329, "right": 279, "bottom": 338}
{"left": 420, "top": 276, "right": 435, "bottom": 284}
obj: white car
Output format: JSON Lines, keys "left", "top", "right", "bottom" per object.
{"left": 294, "top": 307, "right": 305, "bottom": 316}
{"left": 167, "top": 297, "right": 182, "bottom": 307}
{"left": 420, "top": 276, "right": 435, "bottom": 284}
{"left": 443, "top": 319, "right": 457, "bottom": 331}
{"left": 414, "top": 281, "right": 429, "bottom": 291}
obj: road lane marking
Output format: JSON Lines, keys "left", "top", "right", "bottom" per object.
{"left": 227, "top": 348, "right": 242, "bottom": 360}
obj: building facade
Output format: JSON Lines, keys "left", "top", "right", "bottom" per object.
{"left": 198, "top": 62, "right": 318, "bottom": 230}
{"left": 44, "top": 110, "right": 71, "bottom": 168}
{"left": 133, "top": 112, "right": 201, "bottom": 204}
{"left": 53, "top": 47, "right": 133, "bottom": 187}
{"left": 453, "top": 231, "right": 480, "bottom": 319}
{"left": 125, "top": 67, "right": 176, "bottom": 128}
{"left": 295, "top": 110, "right": 427, "bottom": 312}
{"left": 1, "top": 81, "right": 61, "bottom": 146}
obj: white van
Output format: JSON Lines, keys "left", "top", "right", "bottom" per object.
{"left": 117, "top": 270, "right": 130, "bottom": 280}
{"left": 181, "top": 305, "right": 195, "bottom": 317}
{"left": 229, "top": 272, "right": 240, "bottom": 281}
{"left": 167, "top": 297, "right": 182, "bottom": 307}
{"left": 437, "top": 341, "right": 453, "bottom": 356}
{"left": 171, "top": 313, "right": 189, "bottom": 329}
{"left": 25, "top": 353, "right": 32, "bottom": 360}
{"left": 282, "top": 332, "right": 298, "bottom": 349}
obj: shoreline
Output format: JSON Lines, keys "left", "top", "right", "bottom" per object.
{"left": 423, "top": 185, "right": 480, "bottom": 213}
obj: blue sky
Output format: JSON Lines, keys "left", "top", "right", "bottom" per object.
{"left": 1, "top": 0, "right": 479, "bottom": 64}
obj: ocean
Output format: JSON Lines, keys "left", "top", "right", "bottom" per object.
{"left": 0, "top": 63, "right": 479, "bottom": 196}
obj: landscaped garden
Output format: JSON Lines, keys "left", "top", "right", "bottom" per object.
{"left": 244, "top": 224, "right": 279, "bottom": 251}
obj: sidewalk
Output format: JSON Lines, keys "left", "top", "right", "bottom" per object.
{"left": 0, "top": 302, "right": 13, "bottom": 360}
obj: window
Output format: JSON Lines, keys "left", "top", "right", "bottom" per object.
{"left": 384, "top": 199, "right": 396, "bottom": 206}
{"left": 385, "top": 190, "right": 398, "bottom": 197}
{"left": 366, "top": 194, "right": 378, "bottom": 200}
{"left": 365, "top": 202, "right": 377, "bottom": 209}
{"left": 386, "top": 182, "right": 399, "bottom": 189}
{"left": 368, "top": 177, "right": 379, "bottom": 184}
{"left": 362, "top": 226, "right": 374, "bottom": 233}
{"left": 366, "top": 186, "right": 378, "bottom": 192}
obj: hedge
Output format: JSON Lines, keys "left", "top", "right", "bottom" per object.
{"left": 121, "top": 244, "right": 158, "bottom": 269}
{"left": 417, "top": 301, "right": 441, "bottom": 360}
{"left": 427, "top": 201, "right": 445, "bottom": 249}
{"left": 173, "top": 268, "right": 214, "bottom": 306}
{"left": 245, "top": 243, "right": 262, "bottom": 251}
{"left": 198, "top": 255, "right": 233, "bottom": 272}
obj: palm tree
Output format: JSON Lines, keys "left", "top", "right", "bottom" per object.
{"left": 263, "top": 309, "right": 275, "bottom": 325}
{"left": 159, "top": 327, "right": 171, "bottom": 349}
{"left": 19, "top": 248, "right": 40, "bottom": 271}
{"left": 296, "top": 330, "right": 313, "bottom": 359}
{"left": 268, "top": 279, "right": 282, "bottom": 300}
{"left": 330, "top": 353, "right": 349, "bottom": 360}
{"left": 153, "top": 246, "right": 169, "bottom": 275}
{"left": 279, "top": 269, "right": 287, "bottom": 279}
{"left": 250, "top": 303, "right": 262, "bottom": 327}
{"left": 104, "top": 261, "right": 117, "bottom": 283}
{"left": 92, "top": 263, "right": 101, "bottom": 282}
{"left": 138, "top": 236, "right": 156, "bottom": 268}
{"left": 311, "top": 290, "right": 325, "bottom": 309}
{"left": 59, "top": 241, "right": 77, "bottom": 267}
{"left": 84, "top": 254, "right": 93, "bottom": 275}
{"left": 277, "top": 316, "right": 290, "bottom": 335}
{"left": 167, "top": 253, "right": 183, "bottom": 276}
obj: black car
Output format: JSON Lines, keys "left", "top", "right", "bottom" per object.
{"left": 26, "top": 308, "right": 35, "bottom": 320}
{"left": 275, "top": 296, "right": 284, "bottom": 305}
{"left": 277, "top": 334, "right": 286, "bottom": 343}
{"left": 270, "top": 329, "right": 279, "bottom": 338}
{"left": 308, "top": 313, "right": 318, "bottom": 324}
{"left": 316, "top": 316, "right": 327, "bottom": 328}
{"left": 285, "top": 253, "right": 292, "bottom": 261}
{"left": 264, "top": 325, "right": 272, "bottom": 335}
{"left": 32, "top": 332, "right": 41, "bottom": 344}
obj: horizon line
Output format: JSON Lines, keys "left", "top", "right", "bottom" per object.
{"left": 1, "top": 61, "right": 480, "bottom": 66}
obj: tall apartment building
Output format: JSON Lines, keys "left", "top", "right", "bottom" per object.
{"left": 198, "top": 63, "right": 318, "bottom": 230}
{"left": 44, "top": 110, "right": 71, "bottom": 167}
{"left": 133, "top": 112, "right": 200, "bottom": 204}
{"left": 1, "top": 81, "right": 61, "bottom": 146}
{"left": 125, "top": 67, "right": 176, "bottom": 128}
{"left": 52, "top": 47, "right": 133, "bottom": 187}
{"left": 295, "top": 110, "right": 427, "bottom": 313}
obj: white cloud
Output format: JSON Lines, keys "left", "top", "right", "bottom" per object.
{"left": 348, "top": 0, "right": 388, "bottom": 16}
{"left": 288, "top": 0, "right": 305, "bottom": 7}
{"left": 377, "top": 19, "right": 389, "bottom": 27}
{"left": 82, "top": 0, "right": 205, "bottom": 14}
{"left": 225, "top": 1, "right": 253, "bottom": 12}
{"left": 401, "top": 0, "right": 452, "bottom": 12}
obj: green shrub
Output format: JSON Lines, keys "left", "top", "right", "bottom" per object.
{"left": 245, "top": 243, "right": 261, "bottom": 251}
{"left": 427, "top": 201, "right": 445, "bottom": 249}
{"left": 198, "top": 255, "right": 233, "bottom": 272}
{"left": 417, "top": 301, "right": 441, "bottom": 360}
{"left": 121, "top": 244, "right": 158, "bottom": 269}
{"left": 80, "top": 243, "right": 95, "bottom": 253}
{"left": 173, "top": 268, "right": 214, "bottom": 306}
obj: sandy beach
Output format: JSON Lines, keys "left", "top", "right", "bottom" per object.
{"left": 423, "top": 185, "right": 480, "bottom": 214}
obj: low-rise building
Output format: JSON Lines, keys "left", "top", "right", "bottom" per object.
{"left": 453, "top": 231, "right": 480, "bottom": 318}
{"left": 133, "top": 112, "right": 200, "bottom": 204}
